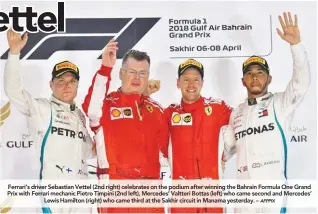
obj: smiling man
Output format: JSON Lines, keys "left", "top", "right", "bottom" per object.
{"left": 160, "top": 59, "right": 232, "bottom": 213}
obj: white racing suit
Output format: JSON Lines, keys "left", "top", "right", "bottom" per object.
{"left": 4, "top": 53, "right": 94, "bottom": 213}
{"left": 221, "top": 43, "right": 310, "bottom": 213}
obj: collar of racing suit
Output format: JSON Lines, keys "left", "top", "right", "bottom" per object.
{"left": 117, "top": 87, "right": 145, "bottom": 120}
{"left": 50, "top": 95, "right": 77, "bottom": 111}
{"left": 246, "top": 92, "right": 273, "bottom": 106}
{"left": 117, "top": 87, "right": 144, "bottom": 105}
{"left": 181, "top": 96, "right": 204, "bottom": 112}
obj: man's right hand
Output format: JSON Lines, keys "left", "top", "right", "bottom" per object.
{"left": 102, "top": 39, "right": 118, "bottom": 67}
{"left": 7, "top": 28, "right": 28, "bottom": 55}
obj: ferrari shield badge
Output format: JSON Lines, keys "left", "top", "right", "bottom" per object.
{"left": 205, "top": 106, "right": 212, "bottom": 116}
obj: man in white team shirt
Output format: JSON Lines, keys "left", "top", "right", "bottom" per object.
{"left": 4, "top": 28, "right": 95, "bottom": 213}
{"left": 221, "top": 12, "right": 310, "bottom": 213}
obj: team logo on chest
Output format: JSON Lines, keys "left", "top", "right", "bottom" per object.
{"left": 146, "top": 105, "right": 153, "bottom": 113}
{"left": 171, "top": 112, "right": 192, "bottom": 126}
{"left": 205, "top": 106, "right": 212, "bottom": 116}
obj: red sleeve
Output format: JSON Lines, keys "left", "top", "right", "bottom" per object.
{"left": 159, "top": 108, "right": 170, "bottom": 159}
{"left": 82, "top": 65, "right": 112, "bottom": 132}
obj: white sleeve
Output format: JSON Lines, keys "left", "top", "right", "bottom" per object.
{"left": 78, "top": 109, "right": 96, "bottom": 159}
{"left": 279, "top": 42, "right": 310, "bottom": 115}
{"left": 82, "top": 66, "right": 112, "bottom": 130}
{"left": 85, "top": 134, "right": 96, "bottom": 159}
{"left": 220, "top": 124, "right": 236, "bottom": 162}
{"left": 4, "top": 53, "right": 38, "bottom": 117}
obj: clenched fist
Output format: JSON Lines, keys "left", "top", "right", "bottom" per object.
{"left": 143, "top": 80, "right": 161, "bottom": 96}
{"left": 102, "top": 39, "right": 118, "bottom": 67}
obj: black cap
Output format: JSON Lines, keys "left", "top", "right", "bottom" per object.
{"left": 242, "top": 55, "right": 270, "bottom": 75}
{"left": 52, "top": 61, "right": 79, "bottom": 81}
{"left": 178, "top": 59, "right": 204, "bottom": 79}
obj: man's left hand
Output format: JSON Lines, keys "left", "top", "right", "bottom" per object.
{"left": 277, "top": 12, "right": 300, "bottom": 45}
{"left": 143, "top": 80, "right": 160, "bottom": 96}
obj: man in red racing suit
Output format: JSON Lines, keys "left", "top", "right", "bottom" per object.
{"left": 149, "top": 59, "right": 232, "bottom": 213}
{"left": 82, "top": 40, "right": 167, "bottom": 213}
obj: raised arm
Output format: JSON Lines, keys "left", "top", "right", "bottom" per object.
{"left": 82, "top": 40, "right": 118, "bottom": 132}
{"left": 4, "top": 29, "right": 39, "bottom": 116}
{"left": 276, "top": 12, "right": 310, "bottom": 115}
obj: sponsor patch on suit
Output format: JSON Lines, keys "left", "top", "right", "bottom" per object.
{"left": 171, "top": 112, "right": 192, "bottom": 126}
{"left": 110, "top": 107, "right": 134, "bottom": 120}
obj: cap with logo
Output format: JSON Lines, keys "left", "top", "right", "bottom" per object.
{"left": 242, "top": 55, "right": 270, "bottom": 75}
{"left": 52, "top": 61, "right": 80, "bottom": 81}
{"left": 178, "top": 59, "right": 204, "bottom": 79}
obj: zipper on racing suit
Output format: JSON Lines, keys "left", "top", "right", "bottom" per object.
{"left": 196, "top": 159, "right": 201, "bottom": 179}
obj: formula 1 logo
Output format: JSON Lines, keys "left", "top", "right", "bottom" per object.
{"left": 0, "top": 2, "right": 160, "bottom": 60}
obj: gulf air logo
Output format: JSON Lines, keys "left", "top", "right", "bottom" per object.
{"left": 0, "top": 102, "right": 12, "bottom": 213}
{"left": 0, "top": 102, "right": 10, "bottom": 127}
{"left": 0, "top": 196, "right": 14, "bottom": 213}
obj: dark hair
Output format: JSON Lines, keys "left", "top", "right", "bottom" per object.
{"left": 122, "top": 49, "right": 150, "bottom": 65}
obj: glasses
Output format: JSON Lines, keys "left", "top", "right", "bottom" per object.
{"left": 54, "top": 78, "right": 79, "bottom": 87}
{"left": 124, "top": 69, "right": 149, "bottom": 78}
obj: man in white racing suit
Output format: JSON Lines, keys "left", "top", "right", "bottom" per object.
{"left": 221, "top": 12, "right": 310, "bottom": 213}
{"left": 4, "top": 29, "right": 95, "bottom": 213}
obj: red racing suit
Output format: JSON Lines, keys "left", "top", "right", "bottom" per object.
{"left": 163, "top": 96, "right": 232, "bottom": 213}
{"left": 82, "top": 65, "right": 167, "bottom": 213}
